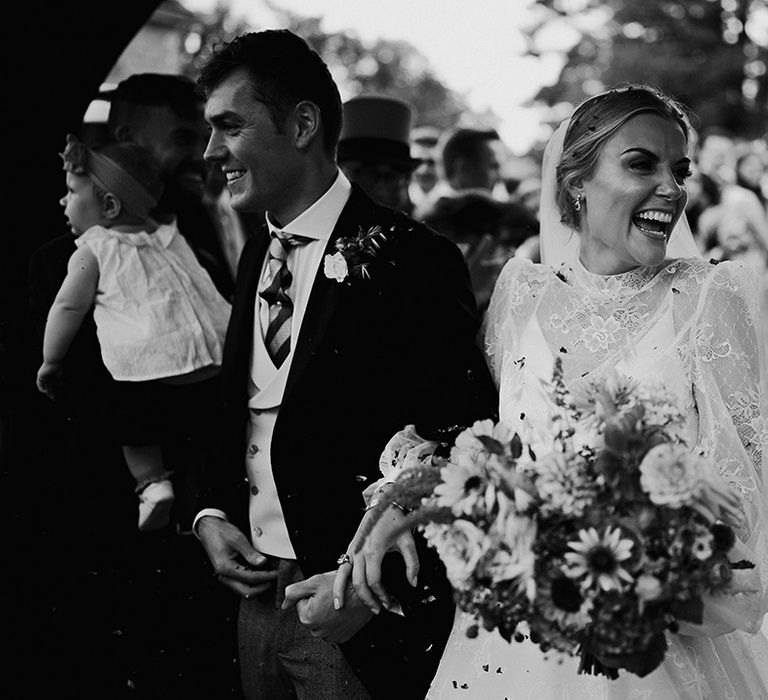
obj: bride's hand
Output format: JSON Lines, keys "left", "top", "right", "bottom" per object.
{"left": 694, "top": 467, "right": 744, "bottom": 527}
{"left": 333, "top": 502, "right": 418, "bottom": 614}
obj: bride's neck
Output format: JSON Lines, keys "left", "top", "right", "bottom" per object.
{"left": 578, "top": 240, "right": 639, "bottom": 276}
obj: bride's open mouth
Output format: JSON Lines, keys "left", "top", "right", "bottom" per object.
{"left": 632, "top": 209, "right": 673, "bottom": 240}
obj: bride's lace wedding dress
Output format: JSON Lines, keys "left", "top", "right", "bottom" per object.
{"left": 427, "top": 256, "right": 768, "bottom": 699}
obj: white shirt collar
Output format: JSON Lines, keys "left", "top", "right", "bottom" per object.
{"left": 265, "top": 170, "right": 351, "bottom": 242}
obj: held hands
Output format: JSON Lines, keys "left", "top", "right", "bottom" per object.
{"left": 332, "top": 501, "right": 419, "bottom": 615}
{"left": 197, "top": 516, "right": 278, "bottom": 599}
{"left": 282, "top": 572, "right": 374, "bottom": 643}
{"left": 36, "top": 361, "right": 63, "bottom": 400}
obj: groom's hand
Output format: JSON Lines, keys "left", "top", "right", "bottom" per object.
{"left": 282, "top": 571, "right": 374, "bottom": 643}
{"left": 197, "top": 516, "right": 278, "bottom": 599}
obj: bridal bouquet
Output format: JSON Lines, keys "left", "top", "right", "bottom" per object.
{"left": 369, "top": 358, "right": 753, "bottom": 679}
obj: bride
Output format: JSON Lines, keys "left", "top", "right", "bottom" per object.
{"left": 339, "top": 85, "right": 768, "bottom": 699}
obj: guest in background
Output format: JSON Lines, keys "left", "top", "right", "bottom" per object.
{"left": 736, "top": 148, "right": 767, "bottom": 210}
{"left": 419, "top": 126, "right": 538, "bottom": 314}
{"left": 696, "top": 125, "right": 768, "bottom": 250}
{"left": 104, "top": 73, "right": 241, "bottom": 297}
{"left": 337, "top": 94, "right": 420, "bottom": 214}
{"left": 408, "top": 125, "right": 442, "bottom": 214}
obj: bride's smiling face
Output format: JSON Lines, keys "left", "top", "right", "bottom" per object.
{"left": 576, "top": 113, "right": 691, "bottom": 275}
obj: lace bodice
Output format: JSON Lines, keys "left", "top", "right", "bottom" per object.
{"left": 426, "top": 256, "right": 768, "bottom": 699}
{"left": 485, "top": 255, "right": 768, "bottom": 610}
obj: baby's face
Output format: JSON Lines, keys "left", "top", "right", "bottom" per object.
{"left": 59, "top": 172, "right": 104, "bottom": 235}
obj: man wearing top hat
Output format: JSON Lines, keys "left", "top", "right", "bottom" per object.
{"left": 337, "top": 95, "right": 421, "bottom": 214}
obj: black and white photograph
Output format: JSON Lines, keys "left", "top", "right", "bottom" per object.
{"left": 5, "top": 1, "right": 767, "bottom": 698}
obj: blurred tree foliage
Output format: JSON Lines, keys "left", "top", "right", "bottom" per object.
{"left": 526, "top": 0, "right": 768, "bottom": 138}
{"left": 179, "top": 1, "right": 477, "bottom": 131}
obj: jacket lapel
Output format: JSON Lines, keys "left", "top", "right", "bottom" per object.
{"left": 282, "top": 186, "right": 375, "bottom": 404}
{"left": 222, "top": 224, "right": 270, "bottom": 402}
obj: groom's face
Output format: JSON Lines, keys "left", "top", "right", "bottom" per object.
{"left": 203, "top": 67, "right": 304, "bottom": 221}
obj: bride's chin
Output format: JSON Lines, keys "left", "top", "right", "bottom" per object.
{"left": 631, "top": 229, "right": 668, "bottom": 265}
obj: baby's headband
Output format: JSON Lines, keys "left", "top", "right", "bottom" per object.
{"left": 61, "top": 134, "right": 158, "bottom": 220}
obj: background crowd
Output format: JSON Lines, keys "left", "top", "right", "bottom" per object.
{"left": 4, "top": 2, "right": 767, "bottom": 699}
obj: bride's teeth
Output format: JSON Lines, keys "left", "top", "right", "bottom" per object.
{"left": 636, "top": 210, "right": 672, "bottom": 223}
{"left": 226, "top": 170, "right": 245, "bottom": 181}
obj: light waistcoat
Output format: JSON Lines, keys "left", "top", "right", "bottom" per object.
{"left": 194, "top": 172, "right": 351, "bottom": 557}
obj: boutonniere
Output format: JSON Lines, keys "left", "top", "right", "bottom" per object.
{"left": 323, "top": 224, "right": 391, "bottom": 284}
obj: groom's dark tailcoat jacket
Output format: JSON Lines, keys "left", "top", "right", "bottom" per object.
{"left": 201, "top": 184, "right": 498, "bottom": 699}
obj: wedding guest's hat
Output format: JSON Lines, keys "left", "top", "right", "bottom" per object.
{"left": 338, "top": 95, "right": 420, "bottom": 172}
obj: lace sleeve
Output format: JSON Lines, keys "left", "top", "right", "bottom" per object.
{"left": 483, "top": 258, "right": 543, "bottom": 386}
{"left": 690, "top": 261, "right": 768, "bottom": 626}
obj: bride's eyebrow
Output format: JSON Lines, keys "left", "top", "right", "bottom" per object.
{"left": 621, "top": 147, "right": 658, "bottom": 158}
{"left": 620, "top": 148, "right": 689, "bottom": 166}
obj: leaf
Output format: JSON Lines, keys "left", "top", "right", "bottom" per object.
{"left": 476, "top": 435, "right": 504, "bottom": 455}
{"left": 597, "top": 632, "right": 667, "bottom": 678}
{"left": 669, "top": 596, "right": 703, "bottom": 625}
{"left": 508, "top": 433, "right": 523, "bottom": 459}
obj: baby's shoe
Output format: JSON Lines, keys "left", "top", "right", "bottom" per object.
{"left": 138, "top": 479, "right": 175, "bottom": 532}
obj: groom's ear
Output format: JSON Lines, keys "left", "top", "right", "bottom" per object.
{"left": 293, "top": 100, "right": 322, "bottom": 151}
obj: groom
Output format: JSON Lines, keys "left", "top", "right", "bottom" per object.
{"left": 193, "top": 30, "right": 497, "bottom": 700}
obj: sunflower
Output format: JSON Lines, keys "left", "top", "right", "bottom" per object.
{"left": 536, "top": 567, "right": 592, "bottom": 630}
{"left": 433, "top": 459, "right": 487, "bottom": 515}
{"left": 565, "top": 526, "right": 634, "bottom": 592}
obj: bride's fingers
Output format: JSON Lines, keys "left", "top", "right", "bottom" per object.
{"left": 351, "top": 555, "right": 381, "bottom": 614}
{"left": 363, "top": 548, "right": 390, "bottom": 610}
{"left": 692, "top": 501, "right": 718, "bottom": 524}
{"left": 703, "top": 482, "right": 743, "bottom": 526}
{"left": 332, "top": 560, "right": 352, "bottom": 610}
{"left": 397, "top": 533, "right": 420, "bottom": 588}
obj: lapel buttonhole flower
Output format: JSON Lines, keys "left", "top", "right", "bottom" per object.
{"left": 324, "top": 251, "right": 349, "bottom": 283}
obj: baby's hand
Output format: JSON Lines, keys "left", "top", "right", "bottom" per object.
{"left": 37, "top": 362, "right": 63, "bottom": 400}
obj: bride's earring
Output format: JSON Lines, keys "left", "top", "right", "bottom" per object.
{"left": 573, "top": 194, "right": 582, "bottom": 211}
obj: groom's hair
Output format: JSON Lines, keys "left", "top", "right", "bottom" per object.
{"left": 556, "top": 83, "right": 693, "bottom": 229}
{"left": 196, "top": 29, "right": 342, "bottom": 157}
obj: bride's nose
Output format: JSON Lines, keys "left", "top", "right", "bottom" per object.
{"left": 655, "top": 168, "right": 684, "bottom": 200}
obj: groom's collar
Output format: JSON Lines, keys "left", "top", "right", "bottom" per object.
{"left": 265, "top": 170, "right": 351, "bottom": 242}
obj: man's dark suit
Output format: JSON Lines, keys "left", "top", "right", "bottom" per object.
{"left": 201, "top": 184, "right": 498, "bottom": 699}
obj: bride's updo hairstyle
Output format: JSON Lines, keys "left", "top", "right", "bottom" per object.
{"left": 556, "top": 84, "right": 693, "bottom": 230}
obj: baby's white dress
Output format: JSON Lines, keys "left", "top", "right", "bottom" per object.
{"left": 76, "top": 222, "right": 231, "bottom": 381}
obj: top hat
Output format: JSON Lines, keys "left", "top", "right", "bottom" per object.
{"left": 338, "top": 95, "right": 421, "bottom": 171}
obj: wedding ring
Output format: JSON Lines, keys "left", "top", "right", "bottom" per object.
{"left": 336, "top": 553, "right": 353, "bottom": 567}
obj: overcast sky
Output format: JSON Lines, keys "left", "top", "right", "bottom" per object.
{"left": 180, "top": 0, "right": 578, "bottom": 154}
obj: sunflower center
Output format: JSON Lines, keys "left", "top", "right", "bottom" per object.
{"left": 551, "top": 575, "right": 583, "bottom": 612}
{"left": 587, "top": 546, "right": 617, "bottom": 573}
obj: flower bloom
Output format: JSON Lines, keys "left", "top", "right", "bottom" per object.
{"left": 487, "top": 514, "right": 537, "bottom": 595}
{"left": 639, "top": 443, "right": 704, "bottom": 508}
{"left": 534, "top": 451, "right": 595, "bottom": 517}
{"left": 323, "top": 251, "right": 348, "bottom": 283}
{"left": 424, "top": 520, "right": 488, "bottom": 589}
{"left": 434, "top": 457, "right": 487, "bottom": 515}
{"left": 692, "top": 534, "right": 713, "bottom": 561}
{"left": 635, "top": 574, "right": 663, "bottom": 602}
{"left": 565, "top": 526, "right": 634, "bottom": 591}
{"left": 454, "top": 418, "right": 512, "bottom": 454}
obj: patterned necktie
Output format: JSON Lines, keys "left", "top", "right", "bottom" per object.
{"left": 258, "top": 231, "right": 311, "bottom": 368}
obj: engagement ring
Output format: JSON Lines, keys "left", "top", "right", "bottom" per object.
{"left": 336, "top": 553, "right": 352, "bottom": 567}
